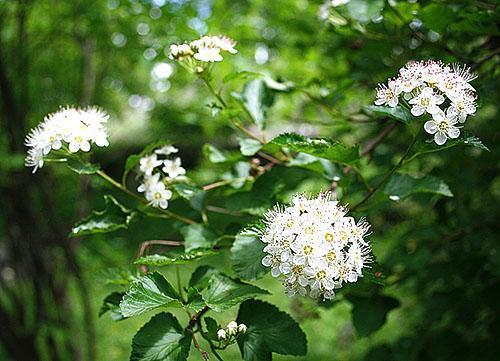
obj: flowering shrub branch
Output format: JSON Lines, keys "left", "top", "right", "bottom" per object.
{"left": 23, "top": 25, "right": 491, "bottom": 361}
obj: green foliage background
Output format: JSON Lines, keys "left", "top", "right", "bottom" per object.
{"left": 0, "top": 0, "right": 499, "bottom": 360}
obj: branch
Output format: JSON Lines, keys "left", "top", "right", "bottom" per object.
{"left": 360, "top": 122, "right": 398, "bottom": 158}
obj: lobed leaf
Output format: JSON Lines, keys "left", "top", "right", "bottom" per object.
{"left": 180, "top": 224, "right": 218, "bottom": 252}
{"left": 200, "top": 273, "right": 270, "bottom": 312}
{"left": 120, "top": 272, "right": 181, "bottom": 318}
{"left": 70, "top": 195, "right": 138, "bottom": 237}
{"left": 99, "top": 292, "right": 126, "bottom": 321}
{"left": 130, "top": 312, "right": 191, "bottom": 361}
{"left": 236, "top": 300, "right": 307, "bottom": 360}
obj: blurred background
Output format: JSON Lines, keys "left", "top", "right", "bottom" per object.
{"left": 0, "top": 0, "right": 499, "bottom": 360}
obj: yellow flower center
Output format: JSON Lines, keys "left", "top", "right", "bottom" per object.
{"left": 154, "top": 192, "right": 162, "bottom": 199}
{"left": 324, "top": 232, "right": 334, "bottom": 242}
{"left": 421, "top": 98, "right": 430, "bottom": 107}
{"left": 326, "top": 251, "right": 337, "bottom": 262}
{"left": 317, "top": 270, "right": 327, "bottom": 279}
{"left": 304, "top": 226, "right": 314, "bottom": 235}
{"left": 438, "top": 121, "right": 449, "bottom": 132}
{"left": 303, "top": 245, "right": 313, "bottom": 255}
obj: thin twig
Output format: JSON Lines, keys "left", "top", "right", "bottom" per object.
{"left": 191, "top": 333, "right": 209, "bottom": 361}
{"left": 352, "top": 133, "right": 419, "bottom": 210}
{"left": 360, "top": 122, "right": 398, "bottom": 157}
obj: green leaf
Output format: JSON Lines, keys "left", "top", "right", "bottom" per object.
{"left": 96, "top": 267, "right": 137, "bottom": 287}
{"left": 99, "top": 292, "right": 126, "bottom": 321}
{"left": 236, "top": 300, "right": 307, "bottom": 360}
{"left": 270, "top": 133, "right": 359, "bottom": 164}
{"left": 135, "top": 249, "right": 216, "bottom": 267}
{"left": 346, "top": 0, "right": 385, "bottom": 24}
{"left": 348, "top": 294, "right": 400, "bottom": 337}
{"left": 232, "top": 78, "right": 275, "bottom": 130}
{"left": 66, "top": 158, "right": 100, "bottom": 174}
{"left": 120, "top": 272, "right": 181, "bottom": 318}
{"left": 364, "top": 105, "right": 412, "bottom": 124}
{"left": 130, "top": 313, "right": 191, "bottom": 361}
{"left": 173, "top": 184, "right": 206, "bottom": 211}
{"left": 180, "top": 224, "right": 218, "bottom": 252}
{"left": 363, "top": 263, "right": 386, "bottom": 286}
{"left": 200, "top": 273, "right": 270, "bottom": 312}
{"left": 231, "top": 234, "right": 268, "bottom": 281}
{"left": 204, "top": 317, "right": 221, "bottom": 341}
{"left": 420, "top": 3, "right": 456, "bottom": 34}
{"left": 70, "top": 195, "right": 138, "bottom": 237}
{"left": 184, "top": 288, "right": 207, "bottom": 313}
{"left": 189, "top": 266, "right": 222, "bottom": 290}
{"left": 412, "top": 133, "right": 489, "bottom": 159}
{"left": 384, "top": 173, "right": 453, "bottom": 200}
{"left": 238, "top": 137, "right": 263, "bottom": 156}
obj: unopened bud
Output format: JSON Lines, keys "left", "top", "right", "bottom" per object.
{"left": 227, "top": 321, "right": 238, "bottom": 336}
{"left": 217, "top": 329, "right": 226, "bottom": 340}
{"left": 237, "top": 324, "right": 247, "bottom": 334}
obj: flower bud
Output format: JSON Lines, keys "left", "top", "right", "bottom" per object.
{"left": 237, "top": 323, "right": 247, "bottom": 334}
{"left": 226, "top": 321, "right": 238, "bottom": 336}
{"left": 217, "top": 329, "right": 226, "bottom": 340}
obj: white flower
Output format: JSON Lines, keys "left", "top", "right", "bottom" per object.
{"left": 217, "top": 329, "right": 227, "bottom": 340}
{"left": 193, "top": 46, "right": 223, "bottom": 62}
{"left": 168, "top": 44, "right": 194, "bottom": 60}
{"left": 409, "top": 87, "right": 444, "bottom": 116}
{"left": 375, "top": 79, "right": 402, "bottom": 107}
{"left": 139, "top": 154, "right": 163, "bottom": 176}
{"left": 25, "top": 147, "right": 45, "bottom": 173}
{"left": 137, "top": 173, "right": 161, "bottom": 193}
{"left": 145, "top": 181, "right": 172, "bottom": 209}
{"left": 216, "top": 36, "right": 238, "bottom": 54}
{"left": 24, "top": 106, "right": 110, "bottom": 172}
{"left": 448, "top": 92, "right": 476, "bottom": 123}
{"left": 424, "top": 109, "right": 460, "bottom": 145}
{"left": 170, "top": 35, "right": 237, "bottom": 65}
{"left": 226, "top": 321, "right": 238, "bottom": 336}
{"left": 260, "top": 193, "right": 372, "bottom": 300}
{"left": 237, "top": 324, "right": 247, "bottom": 334}
{"left": 162, "top": 157, "right": 186, "bottom": 179}
{"left": 155, "top": 144, "right": 179, "bottom": 155}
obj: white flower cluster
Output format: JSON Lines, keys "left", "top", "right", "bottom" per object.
{"left": 375, "top": 60, "right": 477, "bottom": 145}
{"left": 217, "top": 321, "right": 247, "bottom": 343}
{"left": 25, "top": 106, "right": 109, "bottom": 172}
{"left": 136, "top": 145, "right": 186, "bottom": 209}
{"left": 169, "top": 35, "right": 237, "bottom": 64}
{"left": 260, "top": 193, "right": 372, "bottom": 300}
{"left": 319, "top": 0, "right": 350, "bottom": 21}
